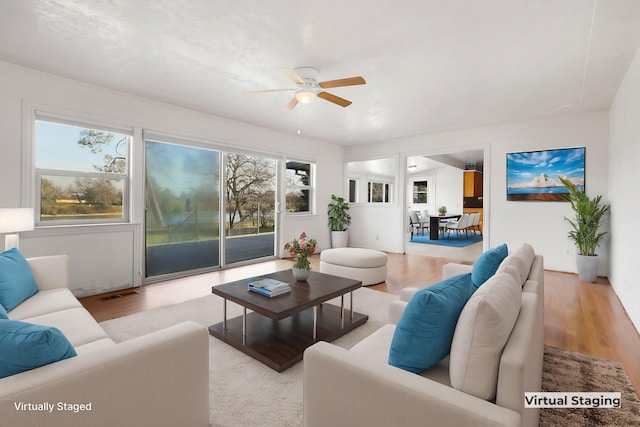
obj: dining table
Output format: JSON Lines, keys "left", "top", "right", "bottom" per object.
{"left": 429, "top": 214, "right": 462, "bottom": 240}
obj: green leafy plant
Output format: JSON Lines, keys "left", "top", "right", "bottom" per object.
{"left": 327, "top": 194, "right": 351, "bottom": 231}
{"left": 438, "top": 206, "right": 447, "bottom": 215}
{"left": 559, "top": 176, "right": 610, "bottom": 256}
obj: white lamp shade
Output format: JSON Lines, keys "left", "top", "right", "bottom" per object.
{"left": 0, "top": 208, "right": 35, "bottom": 233}
{"left": 295, "top": 91, "right": 317, "bottom": 104}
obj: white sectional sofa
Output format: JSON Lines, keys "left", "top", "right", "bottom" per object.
{"left": 0, "top": 255, "right": 209, "bottom": 427}
{"left": 304, "top": 244, "right": 544, "bottom": 427}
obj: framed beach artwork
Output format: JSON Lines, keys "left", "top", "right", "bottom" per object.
{"left": 506, "top": 147, "right": 585, "bottom": 201}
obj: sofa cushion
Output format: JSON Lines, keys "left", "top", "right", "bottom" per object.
{"left": 0, "top": 248, "right": 39, "bottom": 312}
{"left": 0, "top": 304, "right": 7, "bottom": 320}
{"left": 449, "top": 272, "right": 521, "bottom": 400}
{"left": 497, "top": 243, "right": 535, "bottom": 287}
{"left": 500, "top": 264, "right": 522, "bottom": 287}
{"left": 471, "top": 244, "right": 508, "bottom": 288}
{"left": 389, "top": 273, "right": 474, "bottom": 373}
{"left": 8, "top": 288, "right": 82, "bottom": 320}
{"left": 74, "top": 337, "right": 116, "bottom": 355}
{"left": 25, "top": 307, "right": 110, "bottom": 347}
{"left": 0, "top": 319, "right": 77, "bottom": 379}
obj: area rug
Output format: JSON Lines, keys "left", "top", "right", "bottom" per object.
{"left": 100, "top": 292, "right": 640, "bottom": 427}
{"left": 540, "top": 345, "right": 640, "bottom": 426}
{"left": 100, "top": 287, "right": 396, "bottom": 427}
{"left": 410, "top": 232, "right": 482, "bottom": 248}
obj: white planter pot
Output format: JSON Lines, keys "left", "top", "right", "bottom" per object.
{"left": 331, "top": 230, "right": 349, "bottom": 248}
{"left": 292, "top": 267, "right": 311, "bottom": 282}
{"left": 576, "top": 254, "right": 599, "bottom": 283}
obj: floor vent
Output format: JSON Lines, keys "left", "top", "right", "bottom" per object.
{"left": 99, "top": 290, "right": 139, "bottom": 301}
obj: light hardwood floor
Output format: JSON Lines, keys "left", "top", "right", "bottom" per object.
{"left": 80, "top": 251, "right": 640, "bottom": 397}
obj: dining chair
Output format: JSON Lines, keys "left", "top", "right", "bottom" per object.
{"left": 446, "top": 213, "right": 470, "bottom": 239}
{"left": 409, "top": 211, "right": 424, "bottom": 238}
{"left": 415, "top": 211, "right": 430, "bottom": 233}
{"left": 470, "top": 213, "right": 481, "bottom": 235}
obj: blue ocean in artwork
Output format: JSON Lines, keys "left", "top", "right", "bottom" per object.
{"left": 507, "top": 185, "right": 582, "bottom": 195}
{"left": 506, "top": 147, "right": 585, "bottom": 193}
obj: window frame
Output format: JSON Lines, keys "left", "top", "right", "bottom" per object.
{"left": 412, "top": 180, "right": 428, "bottom": 204}
{"left": 348, "top": 178, "right": 359, "bottom": 203}
{"left": 33, "top": 114, "right": 132, "bottom": 227}
{"left": 285, "top": 160, "right": 315, "bottom": 215}
{"left": 367, "top": 180, "right": 393, "bottom": 203}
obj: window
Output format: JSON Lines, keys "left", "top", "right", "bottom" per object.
{"left": 348, "top": 178, "right": 359, "bottom": 203}
{"left": 347, "top": 158, "right": 397, "bottom": 204}
{"left": 285, "top": 160, "right": 314, "bottom": 213}
{"left": 413, "top": 180, "right": 428, "bottom": 203}
{"left": 145, "top": 140, "right": 220, "bottom": 276}
{"left": 35, "top": 118, "right": 131, "bottom": 225}
{"left": 368, "top": 181, "right": 392, "bottom": 203}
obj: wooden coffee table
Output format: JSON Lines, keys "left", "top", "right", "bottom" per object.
{"left": 208, "top": 269, "right": 368, "bottom": 372}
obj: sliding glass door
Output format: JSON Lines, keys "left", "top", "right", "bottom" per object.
{"left": 145, "top": 140, "right": 221, "bottom": 277}
{"left": 144, "top": 140, "right": 278, "bottom": 279}
{"left": 224, "top": 153, "right": 277, "bottom": 264}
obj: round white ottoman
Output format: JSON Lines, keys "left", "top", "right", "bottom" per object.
{"left": 320, "top": 248, "right": 387, "bottom": 286}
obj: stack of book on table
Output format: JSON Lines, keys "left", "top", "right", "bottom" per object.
{"left": 248, "top": 278, "right": 291, "bottom": 297}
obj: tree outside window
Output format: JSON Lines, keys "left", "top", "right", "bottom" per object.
{"left": 225, "top": 153, "right": 276, "bottom": 234}
{"left": 413, "top": 180, "right": 428, "bottom": 203}
{"left": 368, "top": 181, "right": 391, "bottom": 203}
{"left": 285, "top": 160, "right": 314, "bottom": 213}
{"left": 35, "top": 119, "right": 131, "bottom": 225}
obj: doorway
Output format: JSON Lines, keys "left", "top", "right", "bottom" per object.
{"left": 405, "top": 149, "right": 487, "bottom": 263}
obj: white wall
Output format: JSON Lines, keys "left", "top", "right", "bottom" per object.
{"left": 346, "top": 111, "right": 610, "bottom": 273}
{"left": 609, "top": 45, "right": 640, "bottom": 331}
{"left": 0, "top": 61, "right": 344, "bottom": 296}
{"left": 430, "top": 166, "right": 464, "bottom": 215}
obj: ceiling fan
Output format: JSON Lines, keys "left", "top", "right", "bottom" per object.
{"left": 244, "top": 67, "right": 366, "bottom": 111}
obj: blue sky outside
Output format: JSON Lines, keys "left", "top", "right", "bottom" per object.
{"left": 36, "top": 122, "right": 220, "bottom": 196}
{"left": 36, "top": 121, "right": 128, "bottom": 172}
{"left": 145, "top": 140, "right": 219, "bottom": 196}
{"left": 506, "top": 147, "right": 585, "bottom": 187}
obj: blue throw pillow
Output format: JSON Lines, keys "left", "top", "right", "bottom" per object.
{"left": 0, "top": 248, "right": 39, "bottom": 312}
{"left": 0, "top": 304, "right": 7, "bottom": 320}
{"left": 471, "top": 244, "right": 508, "bottom": 288}
{"left": 0, "top": 320, "right": 77, "bottom": 378}
{"left": 389, "top": 273, "right": 474, "bottom": 373}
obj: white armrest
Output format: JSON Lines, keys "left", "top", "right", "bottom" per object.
{"left": 0, "top": 321, "right": 209, "bottom": 427}
{"left": 27, "top": 255, "right": 70, "bottom": 291}
{"left": 399, "top": 287, "right": 420, "bottom": 302}
{"left": 442, "top": 262, "right": 472, "bottom": 279}
{"left": 304, "top": 341, "right": 520, "bottom": 427}
{"left": 388, "top": 300, "right": 408, "bottom": 324}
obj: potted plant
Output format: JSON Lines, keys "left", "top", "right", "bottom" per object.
{"left": 438, "top": 206, "right": 447, "bottom": 216}
{"left": 284, "top": 232, "right": 317, "bottom": 281}
{"left": 559, "top": 176, "right": 610, "bottom": 283}
{"left": 328, "top": 194, "right": 351, "bottom": 248}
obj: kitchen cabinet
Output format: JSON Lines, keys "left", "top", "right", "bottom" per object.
{"left": 464, "top": 171, "right": 483, "bottom": 197}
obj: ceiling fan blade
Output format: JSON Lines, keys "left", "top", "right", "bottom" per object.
{"left": 242, "top": 88, "right": 292, "bottom": 94}
{"left": 283, "top": 96, "right": 299, "bottom": 111}
{"left": 275, "top": 66, "right": 304, "bottom": 85}
{"left": 318, "top": 76, "right": 366, "bottom": 89}
{"left": 317, "top": 91, "right": 352, "bottom": 107}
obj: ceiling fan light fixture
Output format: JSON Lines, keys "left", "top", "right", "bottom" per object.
{"left": 295, "top": 90, "right": 317, "bottom": 104}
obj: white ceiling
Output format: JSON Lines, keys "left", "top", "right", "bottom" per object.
{"left": 1, "top": 0, "right": 639, "bottom": 145}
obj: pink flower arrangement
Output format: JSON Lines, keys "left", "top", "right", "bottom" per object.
{"left": 284, "top": 232, "right": 317, "bottom": 270}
